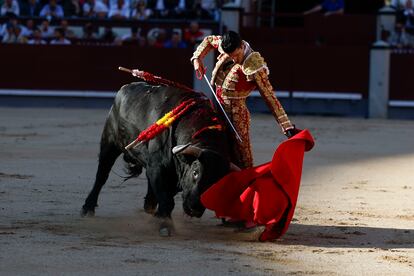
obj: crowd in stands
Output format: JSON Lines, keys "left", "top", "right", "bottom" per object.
{"left": 0, "top": 0, "right": 217, "bottom": 46}
{"left": 300, "top": 0, "right": 414, "bottom": 48}
{"left": 388, "top": 0, "right": 414, "bottom": 47}
{"left": 0, "top": 13, "right": 206, "bottom": 47}
{"left": 5, "top": 1, "right": 412, "bottom": 48}
{"left": 303, "top": 0, "right": 345, "bottom": 17}
{"left": 0, "top": 0, "right": 221, "bottom": 20}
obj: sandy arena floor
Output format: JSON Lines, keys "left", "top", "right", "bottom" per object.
{"left": 0, "top": 107, "right": 413, "bottom": 275}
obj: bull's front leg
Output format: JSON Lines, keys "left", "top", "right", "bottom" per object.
{"left": 156, "top": 198, "right": 175, "bottom": 238}
{"left": 143, "top": 183, "right": 158, "bottom": 215}
{"left": 146, "top": 167, "right": 176, "bottom": 237}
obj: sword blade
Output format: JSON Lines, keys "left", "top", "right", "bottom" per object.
{"left": 203, "top": 75, "right": 242, "bottom": 142}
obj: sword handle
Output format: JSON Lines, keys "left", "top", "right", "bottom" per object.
{"left": 118, "top": 66, "right": 132, "bottom": 74}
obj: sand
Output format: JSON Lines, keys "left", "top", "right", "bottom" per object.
{"left": 0, "top": 107, "right": 413, "bottom": 275}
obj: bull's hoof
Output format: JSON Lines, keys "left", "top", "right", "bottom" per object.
{"left": 159, "top": 227, "right": 171, "bottom": 237}
{"left": 144, "top": 199, "right": 157, "bottom": 215}
{"left": 80, "top": 206, "right": 95, "bottom": 217}
{"left": 159, "top": 220, "right": 173, "bottom": 237}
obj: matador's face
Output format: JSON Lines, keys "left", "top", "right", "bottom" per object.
{"left": 227, "top": 44, "right": 245, "bottom": 64}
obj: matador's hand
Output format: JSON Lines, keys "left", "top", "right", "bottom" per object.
{"left": 285, "top": 126, "right": 300, "bottom": 139}
{"left": 193, "top": 58, "right": 206, "bottom": 79}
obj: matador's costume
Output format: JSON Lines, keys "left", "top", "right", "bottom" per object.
{"left": 191, "top": 35, "right": 294, "bottom": 169}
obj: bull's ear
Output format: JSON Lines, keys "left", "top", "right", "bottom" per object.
{"left": 172, "top": 144, "right": 202, "bottom": 158}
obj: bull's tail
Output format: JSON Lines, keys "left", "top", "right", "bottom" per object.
{"left": 125, "top": 163, "right": 143, "bottom": 180}
{"left": 123, "top": 154, "right": 144, "bottom": 181}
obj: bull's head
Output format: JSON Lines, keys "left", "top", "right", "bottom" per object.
{"left": 173, "top": 144, "right": 230, "bottom": 218}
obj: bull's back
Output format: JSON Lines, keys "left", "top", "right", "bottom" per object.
{"left": 116, "top": 82, "right": 193, "bottom": 116}
{"left": 115, "top": 82, "right": 154, "bottom": 116}
{"left": 110, "top": 82, "right": 197, "bottom": 146}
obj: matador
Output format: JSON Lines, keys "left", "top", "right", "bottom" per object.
{"left": 191, "top": 31, "right": 298, "bottom": 169}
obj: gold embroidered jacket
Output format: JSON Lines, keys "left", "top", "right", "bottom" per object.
{"left": 191, "top": 35, "right": 294, "bottom": 133}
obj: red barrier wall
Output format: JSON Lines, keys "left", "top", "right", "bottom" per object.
{"left": 252, "top": 44, "right": 370, "bottom": 97}
{"left": 390, "top": 52, "right": 414, "bottom": 101}
{"left": 241, "top": 14, "right": 376, "bottom": 46}
{"left": 0, "top": 44, "right": 194, "bottom": 92}
{"left": 0, "top": 44, "right": 370, "bottom": 97}
{"left": 303, "top": 14, "right": 376, "bottom": 46}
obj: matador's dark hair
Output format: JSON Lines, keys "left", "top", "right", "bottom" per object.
{"left": 221, "top": 31, "right": 242, "bottom": 54}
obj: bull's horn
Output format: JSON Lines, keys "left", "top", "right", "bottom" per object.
{"left": 172, "top": 144, "right": 202, "bottom": 157}
{"left": 230, "top": 162, "right": 241, "bottom": 172}
{"left": 172, "top": 143, "right": 191, "bottom": 155}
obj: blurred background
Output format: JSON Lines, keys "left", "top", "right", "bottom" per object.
{"left": 0, "top": 0, "right": 412, "bottom": 119}
{"left": 2, "top": 3, "right": 414, "bottom": 274}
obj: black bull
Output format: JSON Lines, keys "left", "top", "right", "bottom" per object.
{"left": 81, "top": 82, "right": 231, "bottom": 234}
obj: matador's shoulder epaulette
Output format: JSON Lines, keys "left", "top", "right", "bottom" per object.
{"left": 242, "top": 52, "right": 269, "bottom": 76}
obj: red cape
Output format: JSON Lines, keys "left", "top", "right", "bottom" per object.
{"left": 201, "top": 130, "right": 315, "bottom": 241}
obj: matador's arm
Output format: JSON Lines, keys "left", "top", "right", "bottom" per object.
{"left": 242, "top": 52, "right": 294, "bottom": 134}
{"left": 190, "top": 35, "right": 222, "bottom": 63}
{"left": 254, "top": 68, "right": 294, "bottom": 134}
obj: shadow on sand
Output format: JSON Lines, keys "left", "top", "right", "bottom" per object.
{"left": 279, "top": 223, "right": 414, "bottom": 249}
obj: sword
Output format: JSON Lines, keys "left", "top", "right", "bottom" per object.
{"left": 202, "top": 74, "right": 242, "bottom": 142}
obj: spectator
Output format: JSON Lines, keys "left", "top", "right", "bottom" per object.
{"left": 64, "top": 0, "right": 80, "bottom": 17}
{"left": 108, "top": 0, "right": 130, "bottom": 9}
{"left": 1, "top": 0, "right": 20, "bottom": 16}
{"left": 146, "top": 27, "right": 159, "bottom": 45}
{"left": 14, "top": 25, "right": 28, "bottom": 43}
{"left": 40, "top": 19, "right": 54, "bottom": 38}
{"left": 100, "top": 26, "right": 117, "bottom": 43}
{"left": 122, "top": 26, "right": 140, "bottom": 44}
{"left": 200, "top": 0, "right": 218, "bottom": 20}
{"left": 83, "top": 0, "right": 109, "bottom": 18}
{"left": 82, "top": 22, "right": 98, "bottom": 39}
{"left": 304, "top": 0, "right": 344, "bottom": 16}
{"left": 183, "top": 21, "right": 204, "bottom": 46}
{"left": 28, "top": 28, "right": 47, "bottom": 44}
{"left": 21, "top": 19, "right": 35, "bottom": 37}
{"left": 147, "top": 0, "right": 179, "bottom": 18}
{"left": 2, "top": 23, "right": 17, "bottom": 43}
{"left": 175, "top": 0, "right": 195, "bottom": 18}
{"left": 402, "top": 0, "right": 414, "bottom": 46}
{"left": 389, "top": 23, "right": 409, "bottom": 47}
{"left": 20, "top": 0, "right": 42, "bottom": 16}
{"left": 390, "top": 0, "right": 414, "bottom": 35}
{"left": 402, "top": 0, "right": 414, "bottom": 28}
{"left": 131, "top": 0, "right": 152, "bottom": 20}
{"left": 164, "top": 31, "right": 187, "bottom": 48}
{"left": 152, "top": 28, "right": 167, "bottom": 47}
{"left": 108, "top": 0, "right": 130, "bottom": 19}
{"left": 221, "top": 0, "right": 243, "bottom": 7}
{"left": 39, "top": 0, "right": 64, "bottom": 19}
{"left": 50, "top": 27, "right": 71, "bottom": 44}
{"left": 59, "top": 19, "right": 77, "bottom": 39}
{"left": 175, "top": 0, "right": 186, "bottom": 17}
{"left": 1, "top": 23, "right": 26, "bottom": 43}
{"left": 0, "top": 13, "right": 19, "bottom": 38}
{"left": 190, "top": 0, "right": 215, "bottom": 19}
{"left": 391, "top": 0, "right": 410, "bottom": 10}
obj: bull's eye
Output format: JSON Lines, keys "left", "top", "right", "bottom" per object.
{"left": 192, "top": 170, "right": 199, "bottom": 180}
